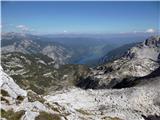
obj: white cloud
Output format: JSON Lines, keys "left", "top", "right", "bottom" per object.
{"left": 63, "top": 30, "right": 67, "bottom": 33}
{"left": 133, "top": 31, "right": 138, "bottom": 34}
{"left": 16, "top": 25, "right": 29, "bottom": 31}
{"left": 146, "top": 28, "right": 155, "bottom": 33}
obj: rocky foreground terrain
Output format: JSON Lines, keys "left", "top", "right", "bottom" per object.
{"left": 1, "top": 36, "right": 160, "bottom": 120}
{"left": 0, "top": 66, "right": 68, "bottom": 120}
{"left": 1, "top": 61, "right": 160, "bottom": 120}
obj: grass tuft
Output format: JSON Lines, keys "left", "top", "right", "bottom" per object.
{"left": 1, "top": 109, "right": 25, "bottom": 120}
{"left": 35, "top": 111, "right": 62, "bottom": 120}
{"left": 1, "top": 89, "right": 9, "bottom": 97}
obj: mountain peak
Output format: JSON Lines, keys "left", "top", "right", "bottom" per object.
{"left": 124, "top": 36, "right": 160, "bottom": 60}
{"left": 143, "top": 36, "right": 160, "bottom": 47}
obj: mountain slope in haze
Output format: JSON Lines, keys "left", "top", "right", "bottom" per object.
{"left": 41, "top": 35, "right": 143, "bottom": 65}
{"left": 101, "top": 42, "right": 139, "bottom": 63}
{"left": 1, "top": 32, "right": 72, "bottom": 68}
{"left": 77, "top": 36, "right": 160, "bottom": 89}
{"left": 1, "top": 32, "right": 116, "bottom": 67}
{"left": 43, "top": 35, "right": 147, "bottom": 65}
{"left": 42, "top": 37, "right": 118, "bottom": 65}
{"left": 1, "top": 32, "right": 147, "bottom": 67}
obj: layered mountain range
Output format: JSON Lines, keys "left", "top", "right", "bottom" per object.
{"left": 2, "top": 32, "right": 146, "bottom": 67}
{"left": 1, "top": 32, "right": 72, "bottom": 68}
{"left": 1, "top": 35, "right": 160, "bottom": 120}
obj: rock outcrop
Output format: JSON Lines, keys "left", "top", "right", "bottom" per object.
{"left": 77, "top": 36, "right": 160, "bottom": 89}
{"left": 0, "top": 67, "right": 66, "bottom": 120}
{"left": 45, "top": 72, "right": 160, "bottom": 120}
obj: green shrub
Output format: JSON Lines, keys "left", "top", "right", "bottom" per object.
{"left": 45, "top": 103, "right": 60, "bottom": 113}
{"left": 101, "top": 116, "right": 122, "bottom": 120}
{"left": 1, "top": 109, "right": 25, "bottom": 120}
{"left": 76, "top": 109, "right": 91, "bottom": 115}
{"left": 27, "top": 91, "right": 45, "bottom": 103}
{"left": 29, "top": 84, "right": 45, "bottom": 95}
{"left": 35, "top": 111, "right": 61, "bottom": 120}
{"left": 17, "top": 96, "right": 25, "bottom": 101}
{"left": 1, "top": 89, "right": 9, "bottom": 96}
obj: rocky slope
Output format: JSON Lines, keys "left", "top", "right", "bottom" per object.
{"left": 45, "top": 68, "right": 160, "bottom": 120}
{"left": 1, "top": 65, "right": 160, "bottom": 120}
{"left": 1, "top": 52, "right": 91, "bottom": 94}
{"left": 0, "top": 66, "right": 68, "bottom": 120}
{"left": 77, "top": 36, "right": 160, "bottom": 89}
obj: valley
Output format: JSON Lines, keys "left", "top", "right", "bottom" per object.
{"left": 1, "top": 34, "right": 160, "bottom": 120}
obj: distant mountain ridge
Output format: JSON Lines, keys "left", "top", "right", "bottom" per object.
{"left": 1, "top": 32, "right": 149, "bottom": 67}
{"left": 1, "top": 32, "right": 72, "bottom": 68}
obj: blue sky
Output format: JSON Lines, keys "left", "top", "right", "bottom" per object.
{"left": 1, "top": 1, "right": 159, "bottom": 34}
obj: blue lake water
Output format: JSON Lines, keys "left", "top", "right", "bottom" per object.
{"left": 73, "top": 54, "right": 101, "bottom": 64}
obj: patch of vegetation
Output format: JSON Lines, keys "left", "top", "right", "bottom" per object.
{"left": 45, "top": 102, "right": 62, "bottom": 113}
{"left": 76, "top": 109, "right": 91, "bottom": 115}
{"left": 1, "top": 109, "right": 25, "bottom": 120}
{"left": 10, "top": 67, "right": 23, "bottom": 71}
{"left": 35, "top": 111, "right": 61, "bottom": 120}
{"left": 101, "top": 116, "right": 122, "bottom": 120}
{"left": 27, "top": 90, "right": 45, "bottom": 103}
{"left": 29, "top": 84, "right": 45, "bottom": 95}
{"left": 10, "top": 75, "right": 24, "bottom": 84}
{"left": 1, "top": 97, "right": 9, "bottom": 104}
{"left": 36, "top": 78, "right": 53, "bottom": 87}
{"left": 1, "top": 89, "right": 9, "bottom": 96}
{"left": 17, "top": 96, "right": 25, "bottom": 101}
{"left": 16, "top": 96, "right": 25, "bottom": 104}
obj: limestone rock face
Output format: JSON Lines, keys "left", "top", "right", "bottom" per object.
{"left": 0, "top": 66, "right": 27, "bottom": 99}
{"left": 0, "top": 67, "right": 65, "bottom": 120}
